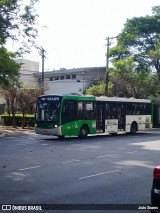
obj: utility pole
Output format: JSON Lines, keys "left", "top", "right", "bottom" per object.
{"left": 105, "top": 37, "right": 110, "bottom": 96}
{"left": 105, "top": 36, "right": 117, "bottom": 96}
{"left": 39, "top": 47, "right": 46, "bottom": 95}
{"left": 82, "top": 71, "right": 85, "bottom": 94}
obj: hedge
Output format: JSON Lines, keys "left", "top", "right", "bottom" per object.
{"left": 0, "top": 114, "right": 35, "bottom": 127}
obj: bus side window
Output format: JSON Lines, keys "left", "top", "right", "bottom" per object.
{"left": 126, "top": 103, "right": 132, "bottom": 115}
{"left": 78, "top": 101, "right": 84, "bottom": 119}
{"left": 62, "top": 100, "right": 77, "bottom": 123}
{"left": 84, "top": 101, "right": 94, "bottom": 119}
{"left": 145, "top": 103, "right": 151, "bottom": 115}
{"left": 105, "top": 103, "right": 110, "bottom": 119}
{"left": 111, "top": 102, "right": 117, "bottom": 118}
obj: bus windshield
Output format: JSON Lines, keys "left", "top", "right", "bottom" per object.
{"left": 36, "top": 96, "right": 62, "bottom": 122}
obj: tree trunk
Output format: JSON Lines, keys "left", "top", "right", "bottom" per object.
{"left": 22, "top": 113, "right": 26, "bottom": 129}
{"left": 12, "top": 114, "right": 16, "bottom": 128}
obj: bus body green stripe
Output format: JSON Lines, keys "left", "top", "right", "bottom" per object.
{"left": 61, "top": 120, "right": 96, "bottom": 136}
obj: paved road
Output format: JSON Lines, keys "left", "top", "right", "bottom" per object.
{"left": 0, "top": 130, "right": 160, "bottom": 212}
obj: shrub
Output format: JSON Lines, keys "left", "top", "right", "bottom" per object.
{"left": 0, "top": 114, "right": 35, "bottom": 127}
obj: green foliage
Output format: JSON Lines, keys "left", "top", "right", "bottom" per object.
{"left": 110, "top": 5, "right": 160, "bottom": 79}
{"left": 0, "top": 47, "right": 20, "bottom": 86}
{"left": 0, "top": 0, "right": 39, "bottom": 86}
{"left": 1, "top": 114, "right": 34, "bottom": 117}
{"left": 106, "top": 5, "right": 160, "bottom": 99}
{"left": 0, "top": 114, "right": 35, "bottom": 127}
{"left": 149, "top": 41, "right": 160, "bottom": 71}
{"left": 109, "top": 59, "right": 160, "bottom": 98}
{"left": 1, "top": 85, "right": 40, "bottom": 127}
{"left": 86, "top": 81, "right": 106, "bottom": 96}
{"left": 0, "top": 0, "right": 39, "bottom": 54}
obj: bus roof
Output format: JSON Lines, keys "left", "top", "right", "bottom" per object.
{"left": 96, "top": 96, "right": 151, "bottom": 103}
{"left": 38, "top": 94, "right": 151, "bottom": 103}
{"left": 63, "top": 94, "right": 95, "bottom": 101}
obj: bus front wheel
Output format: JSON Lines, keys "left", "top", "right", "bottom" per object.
{"left": 130, "top": 122, "right": 138, "bottom": 134}
{"left": 79, "top": 125, "right": 89, "bottom": 139}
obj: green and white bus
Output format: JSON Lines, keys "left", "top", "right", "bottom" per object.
{"left": 35, "top": 94, "right": 153, "bottom": 138}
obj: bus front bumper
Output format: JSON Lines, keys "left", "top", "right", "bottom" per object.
{"left": 35, "top": 126, "right": 62, "bottom": 136}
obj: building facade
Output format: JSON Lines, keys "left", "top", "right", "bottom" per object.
{"left": 16, "top": 59, "right": 39, "bottom": 87}
{"left": 34, "top": 66, "right": 106, "bottom": 95}
{"left": 0, "top": 59, "right": 40, "bottom": 112}
{"left": 0, "top": 60, "right": 106, "bottom": 112}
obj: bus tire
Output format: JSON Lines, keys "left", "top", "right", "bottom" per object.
{"left": 130, "top": 122, "right": 138, "bottom": 134}
{"left": 79, "top": 125, "right": 89, "bottom": 139}
{"left": 110, "top": 133, "right": 117, "bottom": 135}
{"left": 58, "top": 135, "right": 65, "bottom": 139}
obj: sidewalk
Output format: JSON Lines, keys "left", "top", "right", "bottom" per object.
{"left": 0, "top": 127, "right": 35, "bottom": 137}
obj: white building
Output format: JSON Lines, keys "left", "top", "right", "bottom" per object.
{"left": 0, "top": 59, "right": 40, "bottom": 112}
{"left": 33, "top": 66, "right": 106, "bottom": 95}
{"left": 0, "top": 61, "right": 105, "bottom": 112}
{"left": 16, "top": 59, "right": 39, "bottom": 87}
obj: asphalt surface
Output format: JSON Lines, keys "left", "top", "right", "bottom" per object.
{"left": 0, "top": 128, "right": 34, "bottom": 137}
{"left": 0, "top": 129, "right": 160, "bottom": 213}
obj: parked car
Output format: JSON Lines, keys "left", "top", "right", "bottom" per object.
{"left": 151, "top": 166, "right": 160, "bottom": 213}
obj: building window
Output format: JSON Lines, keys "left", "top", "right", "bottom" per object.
{"left": 60, "top": 76, "right": 64, "bottom": 80}
{"left": 72, "top": 74, "right": 76, "bottom": 79}
{"left": 55, "top": 76, "right": 59, "bottom": 80}
{"left": 66, "top": 75, "right": 70, "bottom": 79}
{"left": 50, "top": 77, "right": 53, "bottom": 81}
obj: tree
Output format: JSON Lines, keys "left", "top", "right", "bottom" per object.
{"left": 109, "top": 58, "right": 160, "bottom": 98}
{"left": 86, "top": 81, "right": 106, "bottom": 96}
{"left": 0, "top": 47, "right": 20, "bottom": 86}
{"left": 16, "top": 87, "right": 41, "bottom": 128}
{"left": 0, "top": 0, "right": 39, "bottom": 85}
{"left": 1, "top": 77, "right": 21, "bottom": 127}
{"left": 0, "top": 0, "right": 39, "bottom": 53}
{"left": 86, "top": 57, "right": 160, "bottom": 98}
{"left": 1, "top": 85, "right": 41, "bottom": 128}
{"left": 110, "top": 5, "right": 160, "bottom": 80}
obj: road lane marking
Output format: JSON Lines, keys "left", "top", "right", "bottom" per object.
{"left": 97, "top": 151, "right": 137, "bottom": 159}
{"left": 17, "top": 151, "right": 138, "bottom": 172}
{"left": 124, "top": 151, "right": 137, "bottom": 154}
{"left": 78, "top": 170, "right": 120, "bottom": 180}
{"left": 18, "top": 166, "right": 41, "bottom": 171}
{"left": 47, "top": 145, "right": 62, "bottom": 148}
{"left": 62, "top": 159, "right": 80, "bottom": 164}
{"left": 97, "top": 154, "right": 114, "bottom": 158}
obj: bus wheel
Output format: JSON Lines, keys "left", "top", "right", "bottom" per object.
{"left": 110, "top": 133, "right": 117, "bottom": 135}
{"left": 79, "top": 125, "right": 89, "bottom": 139}
{"left": 58, "top": 136, "right": 65, "bottom": 139}
{"left": 130, "top": 122, "right": 138, "bottom": 134}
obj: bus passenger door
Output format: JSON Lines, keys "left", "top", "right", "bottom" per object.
{"left": 61, "top": 100, "right": 77, "bottom": 136}
{"left": 96, "top": 102, "right": 105, "bottom": 133}
{"left": 118, "top": 103, "right": 126, "bottom": 130}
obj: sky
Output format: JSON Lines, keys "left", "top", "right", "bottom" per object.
{"left": 20, "top": 0, "right": 160, "bottom": 70}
